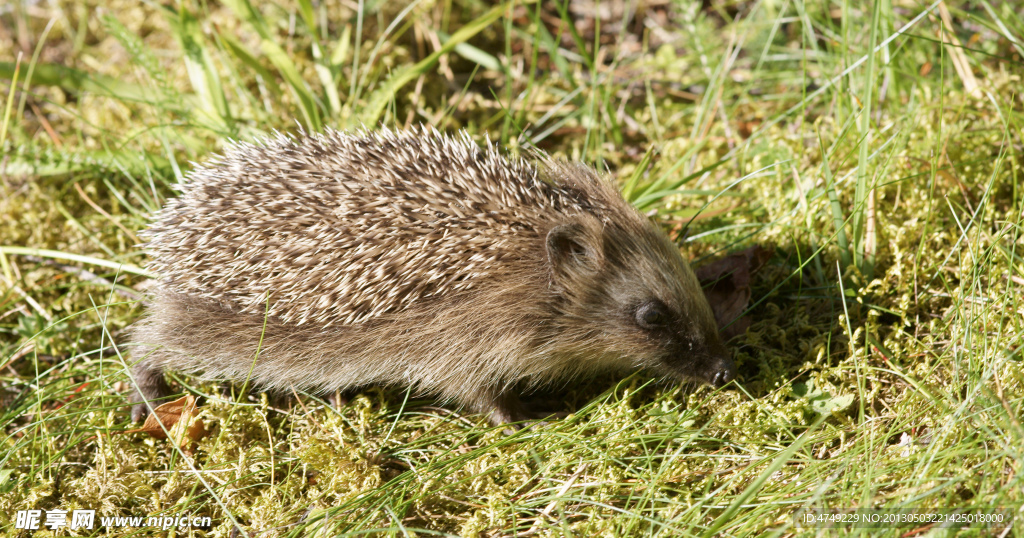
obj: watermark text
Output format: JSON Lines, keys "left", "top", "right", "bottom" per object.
{"left": 15, "top": 509, "right": 211, "bottom": 531}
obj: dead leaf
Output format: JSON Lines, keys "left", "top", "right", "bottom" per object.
{"left": 695, "top": 245, "right": 771, "bottom": 340}
{"left": 124, "top": 394, "right": 208, "bottom": 454}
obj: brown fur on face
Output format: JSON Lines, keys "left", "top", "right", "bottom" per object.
{"left": 129, "top": 128, "right": 734, "bottom": 425}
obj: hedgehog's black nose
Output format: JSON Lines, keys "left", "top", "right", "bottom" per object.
{"left": 708, "top": 355, "right": 736, "bottom": 387}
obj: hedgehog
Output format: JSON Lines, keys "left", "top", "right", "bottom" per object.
{"left": 128, "top": 127, "right": 735, "bottom": 426}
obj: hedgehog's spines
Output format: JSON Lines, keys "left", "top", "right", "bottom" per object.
{"left": 144, "top": 128, "right": 606, "bottom": 327}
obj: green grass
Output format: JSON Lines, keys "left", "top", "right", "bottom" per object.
{"left": 2, "top": 0, "right": 1023, "bottom": 535}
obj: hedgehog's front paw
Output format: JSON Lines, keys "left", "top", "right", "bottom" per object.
{"left": 463, "top": 389, "right": 528, "bottom": 428}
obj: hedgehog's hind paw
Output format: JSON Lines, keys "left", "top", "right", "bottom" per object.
{"left": 128, "top": 358, "right": 174, "bottom": 422}
{"left": 327, "top": 388, "right": 362, "bottom": 409}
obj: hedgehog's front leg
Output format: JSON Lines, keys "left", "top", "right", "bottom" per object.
{"left": 467, "top": 387, "right": 529, "bottom": 427}
{"left": 129, "top": 355, "right": 174, "bottom": 422}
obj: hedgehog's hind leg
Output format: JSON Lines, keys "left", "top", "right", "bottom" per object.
{"left": 128, "top": 354, "right": 175, "bottom": 422}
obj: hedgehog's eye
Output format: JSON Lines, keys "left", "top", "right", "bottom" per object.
{"left": 635, "top": 300, "right": 669, "bottom": 330}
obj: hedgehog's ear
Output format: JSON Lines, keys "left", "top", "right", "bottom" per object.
{"left": 546, "top": 223, "right": 602, "bottom": 280}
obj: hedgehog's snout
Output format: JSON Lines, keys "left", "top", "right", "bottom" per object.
{"left": 660, "top": 340, "right": 735, "bottom": 387}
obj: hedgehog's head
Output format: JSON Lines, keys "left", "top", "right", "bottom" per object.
{"left": 544, "top": 214, "right": 734, "bottom": 388}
